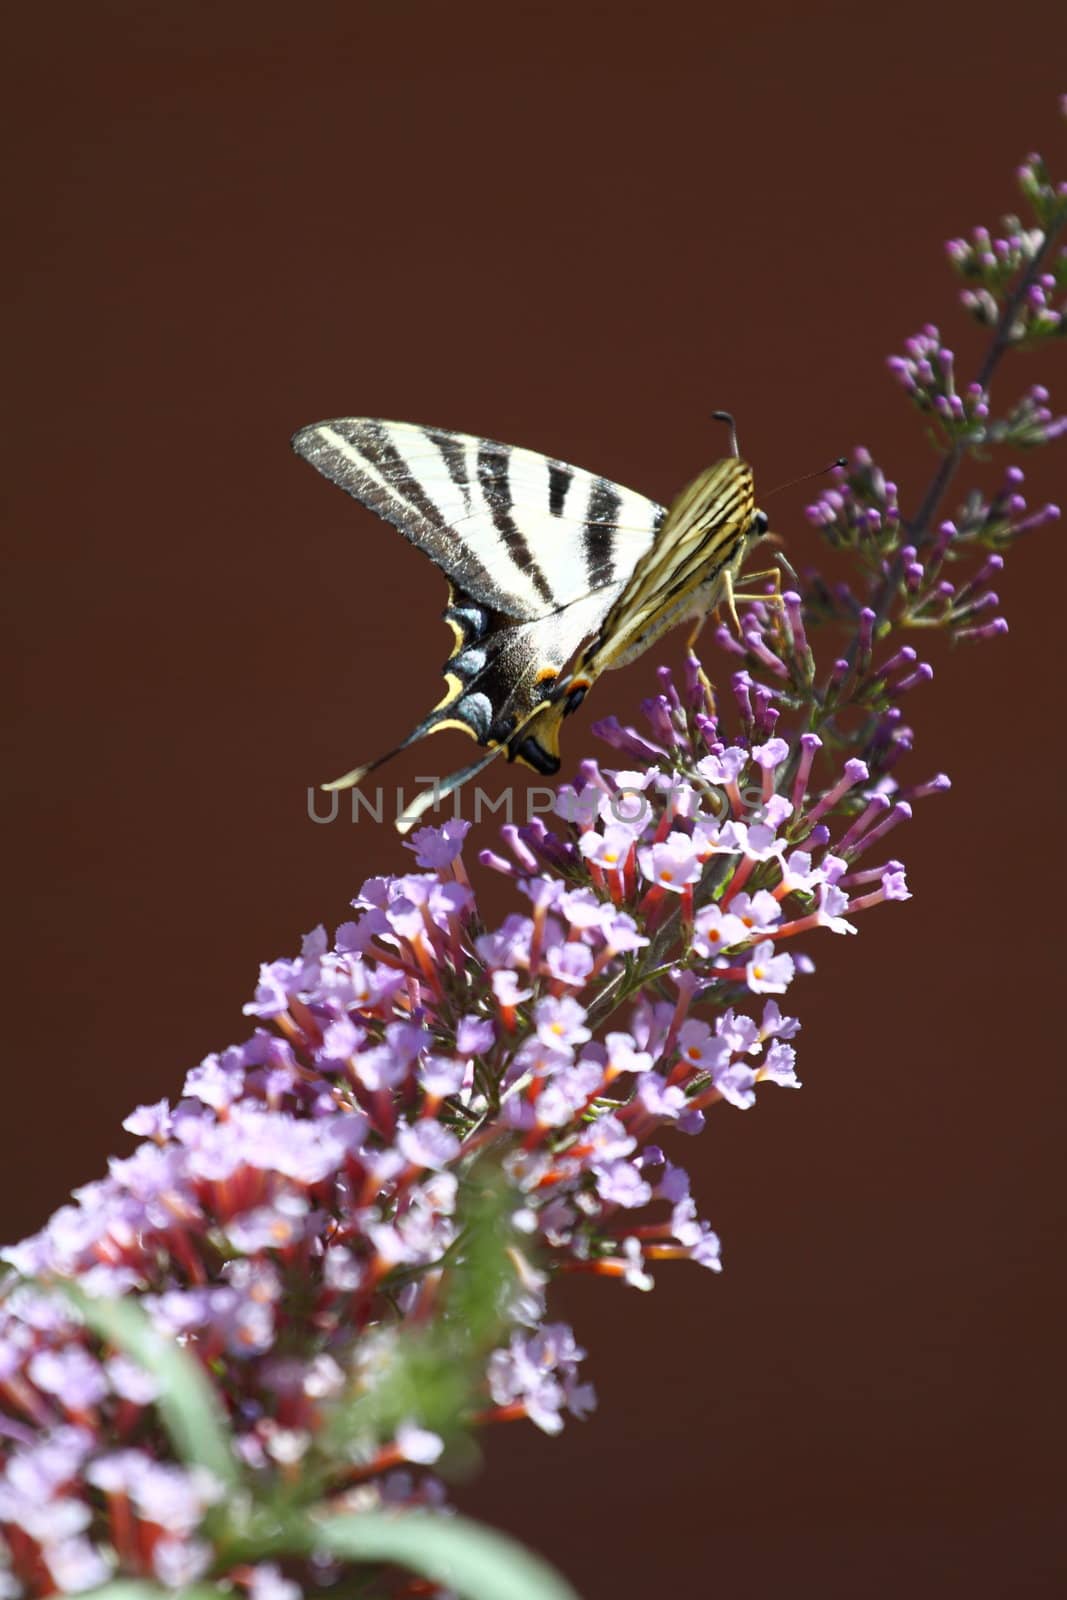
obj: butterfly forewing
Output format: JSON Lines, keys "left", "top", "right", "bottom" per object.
{"left": 572, "top": 457, "right": 756, "bottom": 678}
{"left": 291, "top": 419, "right": 665, "bottom": 619}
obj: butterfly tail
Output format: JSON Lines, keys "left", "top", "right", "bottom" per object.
{"left": 321, "top": 712, "right": 444, "bottom": 793}
{"left": 396, "top": 745, "right": 507, "bottom": 835}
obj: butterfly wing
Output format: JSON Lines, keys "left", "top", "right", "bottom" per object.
{"left": 435, "top": 585, "right": 632, "bottom": 772}
{"left": 570, "top": 457, "right": 757, "bottom": 681}
{"left": 291, "top": 418, "right": 667, "bottom": 794}
{"left": 291, "top": 418, "right": 664, "bottom": 620}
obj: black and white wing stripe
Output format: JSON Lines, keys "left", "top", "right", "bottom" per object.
{"left": 290, "top": 418, "right": 666, "bottom": 619}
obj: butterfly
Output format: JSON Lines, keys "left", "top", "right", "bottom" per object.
{"left": 291, "top": 413, "right": 771, "bottom": 832}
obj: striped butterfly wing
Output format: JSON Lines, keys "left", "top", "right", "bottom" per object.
{"left": 291, "top": 418, "right": 664, "bottom": 619}
{"left": 292, "top": 418, "right": 667, "bottom": 800}
{"left": 571, "top": 456, "right": 757, "bottom": 682}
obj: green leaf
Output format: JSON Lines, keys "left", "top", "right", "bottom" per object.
{"left": 83, "top": 1585, "right": 223, "bottom": 1600}
{"left": 325, "top": 1162, "right": 525, "bottom": 1460}
{"left": 57, "top": 1281, "right": 239, "bottom": 1490}
{"left": 311, "top": 1510, "right": 582, "bottom": 1600}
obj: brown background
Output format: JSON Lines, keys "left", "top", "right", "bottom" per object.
{"left": 4, "top": 4, "right": 1065, "bottom": 1596}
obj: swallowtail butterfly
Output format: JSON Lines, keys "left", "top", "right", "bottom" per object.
{"left": 292, "top": 414, "right": 769, "bottom": 831}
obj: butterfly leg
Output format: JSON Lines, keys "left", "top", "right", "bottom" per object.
{"left": 729, "top": 564, "right": 806, "bottom": 662}
{"left": 717, "top": 565, "right": 745, "bottom": 636}
{"left": 685, "top": 613, "right": 719, "bottom": 716}
{"left": 728, "top": 564, "right": 791, "bottom": 624}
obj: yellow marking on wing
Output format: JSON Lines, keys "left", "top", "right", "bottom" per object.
{"left": 510, "top": 699, "right": 566, "bottom": 770}
{"left": 432, "top": 717, "right": 490, "bottom": 744}
{"left": 444, "top": 614, "right": 466, "bottom": 654}
{"left": 432, "top": 672, "right": 465, "bottom": 711}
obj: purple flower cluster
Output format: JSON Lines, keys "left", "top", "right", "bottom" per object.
{"left": 805, "top": 449, "right": 1059, "bottom": 648}
{"left": 947, "top": 222, "right": 1064, "bottom": 342}
{"left": 890, "top": 141, "right": 1066, "bottom": 454}
{"left": 1, "top": 125, "right": 1064, "bottom": 1600}
{"left": 887, "top": 324, "right": 994, "bottom": 443}
{"left": 0, "top": 667, "right": 926, "bottom": 1596}
{"left": 947, "top": 143, "right": 1067, "bottom": 350}
{"left": 0, "top": 678, "right": 925, "bottom": 1594}
{"left": 888, "top": 324, "right": 1065, "bottom": 449}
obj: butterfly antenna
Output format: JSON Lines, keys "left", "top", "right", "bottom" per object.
{"left": 764, "top": 457, "right": 848, "bottom": 499}
{"left": 396, "top": 745, "right": 507, "bottom": 835}
{"left": 711, "top": 410, "right": 739, "bottom": 458}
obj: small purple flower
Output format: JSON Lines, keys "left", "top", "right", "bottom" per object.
{"left": 543, "top": 942, "right": 595, "bottom": 987}
{"left": 581, "top": 1113, "right": 637, "bottom": 1164}
{"left": 760, "top": 1040, "right": 801, "bottom": 1088}
{"left": 396, "top": 1119, "right": 461, "bottom": 1172}
{"left": 456, "top": 1014, "right": 496, "bottom": 1056}
{"left": 318, "top": 1016, "right": 362, "bottom": 1063}
{"left": 676, "top": 1020, "right": 732, "bottom": 1074}
{"left": 759, "top": 1000, "right": 800, "bottom": 1043}
{"left": 815, "top": 883, "right": 856, "bottom": 935}
{"left": 242, "top": 960, "right": 295, "bottom": 1019}
{"left": 558, "top": 887, "right": 613, "bottom": 931}
{"left": 487, "top": 1324, "right": 590, "bottom": 1436}
{"left": 418, "top": 1053, "right": 466, "bottom": 1098}
{"left": 696, "top": 746, "right": 748, "bottom": 785}
{"left": 881, "top": 865, "right": 912, "bottom": 900}
{"left": 593, "top": 1160, "right": 653, "bottom": 1209}
{"left": 602, "top": 912, "right": 649, "bottom": 954}
{"left": 693, "top": 903, "right": 747, "bottom": 958}
{"left": 713, "top": 1061, "right": 758, "bottom": 1110}
{"left": 603, "top": 1032, "right": 654, "bottom": 1078}
{"left": 638, "top": 831, "right": 702, "bottom": 891}
{"left": 534, "top": 995, "right": 591, "bottom": 1050}
{"left": 729, "top": 889, "right": 782, "bottom": 935}
{"left": 39, "top": 1538, "right": 112, "bottom": 1594}
{"left": 508, "top": 1036, "right": 575, "bottom": 1086}
{"left": 533, "top": 1061, "right": 603, "bottom": 1127}
{"left": 745, "top": 941, "right": 796, "bottom": 994}
{"left": 105, "top": 1354, "right": 161, "bottom": 1406}
{"left": 404, "top": 817, "right": 471, "bottom": 870}
{"left": 752, "top": 737, "right": 789, "bottom": 770}
{"left": 579, "top": 824, "right": 638, "bottom": 871}
{"left": 635, "top": 1073, "right": 689, "bottom": 1120}
{"left": 122, "top": 1100, "right": 172, "bottom": 1141}
{"left": 225, "top": 1196, "right": 314, "bottom": 1253}
{"left": 491, "top": 969, "right": 534, "bottom": 1008}
{"left": 780, "top": 850, "right": 823, "bottom": 894}
{"left": 477, "top": 914, "right": 534, "bottom": 969}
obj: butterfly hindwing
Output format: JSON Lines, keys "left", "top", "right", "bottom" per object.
{"left": 431, "top": 579, "right": 628, "bottom": 769}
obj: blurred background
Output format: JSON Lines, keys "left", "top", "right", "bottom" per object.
{"left": 3, "top": 3, "right": 1064, "bottom": 1595}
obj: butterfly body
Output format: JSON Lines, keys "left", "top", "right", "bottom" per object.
{"left": 292, "top": 417, "right": 764, "bottom": 829}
